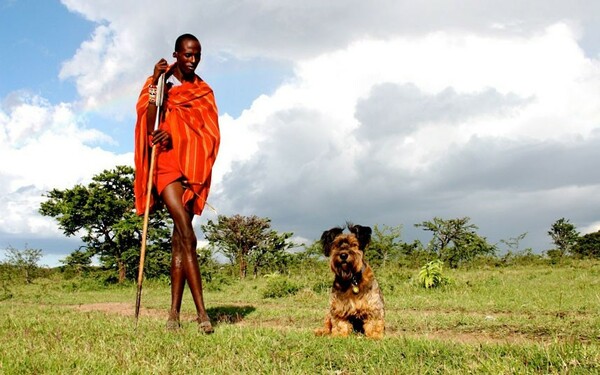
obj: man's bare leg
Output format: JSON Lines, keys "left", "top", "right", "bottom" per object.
{"left": 162, "top": 181, "right": 213, "bottom": 333}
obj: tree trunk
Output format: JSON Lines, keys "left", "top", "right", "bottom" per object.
{"left": 239, "top": 253, "right": 247, "bottom": 279}
{"left": 117, "top": 260, "right": 126, "bottom": 283}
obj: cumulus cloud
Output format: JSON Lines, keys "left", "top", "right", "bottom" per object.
{"left": 211, "top": 23, "right": 600, "bottom": 251}
{"left": 57, "top": 0, "right": 600, "bottom": 116}
{"left": 354, "top": 83, "right": 528, "bottom": 142}
{"left": 0, "top": 93, "right": 131, "bottom": 238}
{"left": 5, "top": 0, "right": 600, "bottom": 263}
{"left": 61, "top": 0, "right": 600, "bottom": 58}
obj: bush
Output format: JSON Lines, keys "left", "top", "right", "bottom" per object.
{"left": 417, "top": 259, "right": 449, "bottom": 289}
{"left": 545, "top": 249, "right": 564, "bottom": 265}
{"left": 312, "top": 280, "right": 331, "bottom": 294}
{"left": 262, "top": 277, "right": 300, "bottom": 298}
{"left": 203, "top": 271, "right": 234, "bottom": 292}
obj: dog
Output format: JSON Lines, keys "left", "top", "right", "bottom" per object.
{"left": 315, "top": 223, "right": 385, "bottom": 339}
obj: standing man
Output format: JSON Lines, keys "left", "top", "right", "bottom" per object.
{"left": 134, "top": 33, "right": 220, "bottom": 333}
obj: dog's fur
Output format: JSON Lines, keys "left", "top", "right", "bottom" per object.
{"left": 315, "top": 223, "right": 385, "bottom": 339}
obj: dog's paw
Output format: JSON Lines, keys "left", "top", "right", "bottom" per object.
{"left": 315, "top": 327, "right": 330, "bottom": 336}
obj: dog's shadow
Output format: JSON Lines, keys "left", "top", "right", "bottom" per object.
{"left": 207, "top": 305, "right": 256, "bottom": 325}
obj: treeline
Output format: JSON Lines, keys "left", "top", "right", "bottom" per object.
{"left": 2, "top": 166, "right": 598, "bottom": 286}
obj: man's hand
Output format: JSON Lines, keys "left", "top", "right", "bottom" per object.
{"left": 153, "top": 59, "right": 175, "bottom": 84}
{"left": 151, "top": 129, "right": 172, "bottom": 150}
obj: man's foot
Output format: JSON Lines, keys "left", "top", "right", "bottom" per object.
{"left": 198, "top": 319, "right": 214, "bottom": 334}
{"left": 166, "top": 318, "right": 181, "bottom": 331}
{"left": 166, "top": 312, "right": 181, "bottom": 331}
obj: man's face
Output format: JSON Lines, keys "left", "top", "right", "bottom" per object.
{"left": 174, "top": 39, "right": 201, "bottom": 76}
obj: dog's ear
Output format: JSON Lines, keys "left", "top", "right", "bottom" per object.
{"left": 348, "top": 224, "right": 372, "bottom": 251}
{"left": 320, "top": 227, "right": 343, "bottom": 257}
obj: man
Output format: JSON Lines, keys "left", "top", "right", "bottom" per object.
{"left": 134, "top": 33, "right": 220, "bottom": 333}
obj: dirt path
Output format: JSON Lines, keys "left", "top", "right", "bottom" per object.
{"left": 73, "top": 302, "right": 164, "bottom": 318}
{"left": 69, "top": 302, "right": 551, "bottom": 345}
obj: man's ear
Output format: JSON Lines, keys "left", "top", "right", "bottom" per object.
{"left": 320, "top": 227, "right": 343, "bottom": 257}
{"left": 172, "top": 51, "right": 177, "bottom": 58}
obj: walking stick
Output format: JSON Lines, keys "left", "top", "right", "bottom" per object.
{"left": 135, "top": 73, "right": 165, "bottom": 329}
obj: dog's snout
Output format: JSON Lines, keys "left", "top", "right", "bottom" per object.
{"left": 340, "top": 253, "right": 348, "bottom": 261}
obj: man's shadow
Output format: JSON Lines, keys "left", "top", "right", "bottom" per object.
{"left": 207, "top": 305, "right": 255, "bottom": 325}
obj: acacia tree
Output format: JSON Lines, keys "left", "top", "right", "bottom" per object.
{"left": 39, "top": 166, "right": 171, "bottom": 283}
{"left": 367, "top": 224, "right": 403, "bottom": 267}
{"left": 548, "top": 218, "right": 579, "bottom": 257}
{"left": 201, "top": 215, "right": 295, "bottom": 279}
{"left": 415, "top": 217, "right": 495, "bottom": 267}
{"left": 3, "top": 245, "right": 43, "bottom": 284}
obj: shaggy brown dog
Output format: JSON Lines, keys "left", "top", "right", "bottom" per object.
{"left": 315, "top": 224, "right": 385, "bottom": 339}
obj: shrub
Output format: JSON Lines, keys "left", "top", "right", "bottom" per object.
{"left": 417, "top": 259, "right": 448, "bottom": 288}
{"left": 262, "top": 277, "right": 300, "bottom": 298}
{"left": 312, "top": 280, "right": 331, "bottom": 294}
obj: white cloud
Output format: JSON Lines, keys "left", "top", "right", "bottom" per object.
{"left": 0, "top": 93, "right": 131, "bottom": 236}
{"left": 57, "top": 0, "right": 600, "bottom": 118}
{"left": 221, "top": 23, "right": 599, "bottom": 170}
{"left": 6, "top": 0, "right": 600, "bottom": 264}
{"left": 211, "top": 22, "right": 600, "bottom": 249}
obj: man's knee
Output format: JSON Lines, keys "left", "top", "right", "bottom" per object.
{"left": 173, "top": 228, "right": 197, "bottom": 250}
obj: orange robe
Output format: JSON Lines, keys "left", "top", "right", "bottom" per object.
{"left": 134, "top": 75, "right": 220, "bottom": 216}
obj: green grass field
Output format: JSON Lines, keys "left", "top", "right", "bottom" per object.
{"left": 1, "top": 260, "right": 599, "bottom": 374}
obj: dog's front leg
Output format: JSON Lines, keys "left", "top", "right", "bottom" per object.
{"left": 363, "top": 318, "right": 385, "bottom": 339}
{"left": 330, "top": 318, "right": 353, "bottom": 337}
{"left": 315, "top": 314, "right": 333, "bottom": 336}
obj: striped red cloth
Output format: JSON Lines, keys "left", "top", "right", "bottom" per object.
{"left": 134, "top": 74, "right": 220, "bottom": 216}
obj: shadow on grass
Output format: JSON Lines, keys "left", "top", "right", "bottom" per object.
{"left": 208, "top": 305, "right": 256, "bottom": 325}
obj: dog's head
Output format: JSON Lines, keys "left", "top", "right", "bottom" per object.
{"left": 320, "top": 224, "right": 372, "bottom": 281}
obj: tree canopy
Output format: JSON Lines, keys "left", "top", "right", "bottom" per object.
{"left": 3, "top": 245, "right": 43, "bottom": 284}
{"left": 415, "top": 217, "right": 496, "bottom": 267}
{"left": 366, "top": 224, "right": 403, "bottom": 267}
{"left": 572, "top": 231, "right": 600, "bottom": 258}
{"left": 201, "top": 214, "right": 295, "bottom": 278}
{"left": 39, "top": 166, "right": 172, "bottom": 282}
{"left": 548, "top": 218, "right": 580, "bottom": 257}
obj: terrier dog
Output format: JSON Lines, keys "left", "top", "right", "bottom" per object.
{"left": 315, "top": 224, "right": 385, "bottom": 339}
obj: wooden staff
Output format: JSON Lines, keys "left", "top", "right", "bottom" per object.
{"left": 135, "top": 73, "right": 165, "bottom": 328}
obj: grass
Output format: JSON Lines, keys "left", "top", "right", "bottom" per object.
{"left": 1, "top": 260, "right": 599, "bottom": 374}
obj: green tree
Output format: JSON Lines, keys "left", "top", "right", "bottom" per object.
{"left": 415, "top": 217, "right": 495, "bottom": 267}
{"left": 572, "top": 231, "right": 600, "bottom": 258}
{"left": 195, "top": 246, "right": 222, "bottom": 283}
{"left": 4, "top": 244, "right": 43, "bottom": 283}
{"left": 294, "top": 240, "right": 324, "bottom": 268}
{"left": 201, "top": 215, "right": 295, "bottom": 279}
{"left": 60, "top": 247, "right": 93, "bottom": 276}
{"left": 548, "top": 218, "right": 580, "bottom": 257}
{"left": 249, "top": 231, "right": 295, "bottom": 277}
{"left": 449, "top": 230, "right": 496, "bottom": 267}
{"left": 39, "top": 166, "right": 171, "bottom": 283}
{"left": 397, "top": 239, "right": 431, "bottom": 267}
{"left": 367, "top": 224, "right": 403, "bottom": 267}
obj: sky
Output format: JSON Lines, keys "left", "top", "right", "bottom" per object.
{"left": 1, "top": 0, "right": 599, "bottom": 267}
